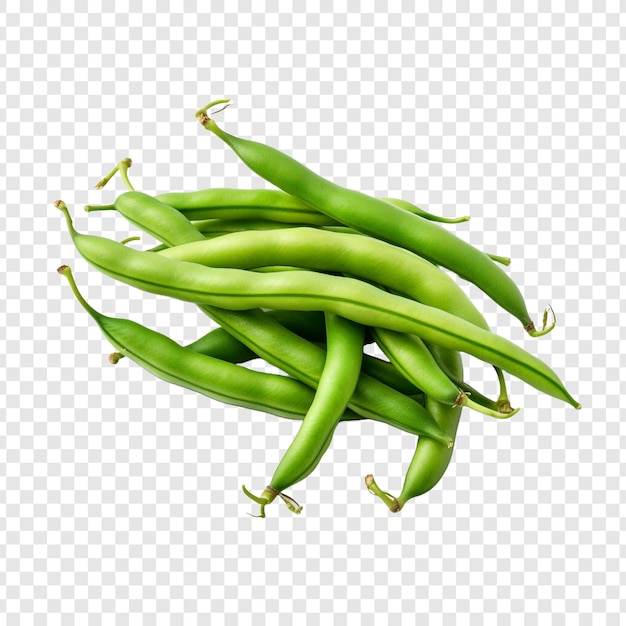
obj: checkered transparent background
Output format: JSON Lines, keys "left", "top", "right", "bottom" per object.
{"left": 1, "top": 2, "right": 624, "bottom": 624}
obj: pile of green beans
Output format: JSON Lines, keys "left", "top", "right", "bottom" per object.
{"left": 55, "top": 99, "right": 579, "bottom": 518}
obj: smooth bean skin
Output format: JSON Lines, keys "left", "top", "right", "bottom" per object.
{"left": 157, "top": 187, "right": 467, "bottom": 223}
{"left": 87, "top": 191, "right": 206, "bottom": 247}
{"left": 366, "top": 344, "right": 465, "bottom": 511}
{"left": 381, "top": 197, "right": 469, "bottom": 224}
{"left": 199, "top": 112, "right": 542, "bottom": 334}
{"left": 197, "top": 306, "right": 451, "bottom": 446}
{"left": 59, "top": 265, "right": 442, "bottom": 440}
{"left": 84, "top": 193, "right": 439, "bottom": 429}
{"left": 397, "top": 344, "right": 465, "bottom": 508}
{"left": 184, "top": 317, "right": 424, "bottom": 398}
{"left": 57, "top": 204, "right": 579, "bottom": 409}
{"left": 188, "top": 309, "right": 326, "bottom": 354}
{"left": 56, "top": 265, "right": 357, "bottom": 422}
{"left": 155, "top": 188, "right": 340, "bottom": 225}
{"left": 371, "top": 327, "right": 517, "bottom": 419}
{"left": 191, "top": 218, "right": 311, "bottom": 236}
{"left": 156, "top": 227, "right": 490, "bottom": 330}
{"left": 262, "top": 313, "right": 364, "bottom": 505}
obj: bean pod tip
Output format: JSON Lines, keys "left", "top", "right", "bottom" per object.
{"left": 525, "top": 305, "right": 557, "bottom": 337}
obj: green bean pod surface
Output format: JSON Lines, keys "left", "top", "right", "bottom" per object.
{"left": 367, "top": 345, "right": 465, "bottom": 511}
{"left": 183, "top": 317, "right": 424, "bottom": 398}
{"left": 156, "top": 226, "right": 490, "bottom": 330}
{"left": 197, "top": 104, "right": 549, "bottom": 335}
{"left": 86, "top": 191, "right": 206, "bottom": 247}
{"left": 156, "top": 187, "right": 340, "bottom": 225}
{"left": 198, "top": 306, "right": 449, "bottom": 445}
{"left": 245, "top": 313, "right": 365, "bottom": 517}
{"left": 371, "top": 327, "right": 517, "bottom": 419}
{"left": 56, "top": 201, "right": 579, "bottom": 410}
{"left": 56, "top": 265, "right": 354, "bottom": 422}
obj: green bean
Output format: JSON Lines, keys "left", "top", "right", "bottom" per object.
{"left": 203, "top": 310, "right": 327, "bottom": 347}
{"left": 156, "top": 227, "right": 490, "bottom": 330}
{"left": 191, "top": 217, "right": 310, "bottom": 236}
{"left": 381, "top": 197, "right": 469, "bottom": 224}
{"left": 155, "top": 187, "right": 341, "bottom": 225}
{"left": 315, "top": 227, "right": 511, "bottom": 267}
{"left": 150, "top": 225, "right": 507, "bottom": 400}
{"left": 157, "top": 188, "right": 470, "bottom": 224}
{"left": 243, "top": 313, "right": 365, "bottom": 517}
{"left": 156, "top": 188, "right": 470, "bottom": 224}
{"left": 55, "top": 201, "right": 579, "bottom": 409}
{"left": 96, "top": 156, "right": 470, "bottom": 225}
{"left": 196, "top": 100, "right": 552, "bottom": 336}
{"left": 56, "top": 265, "right": 358, "bottom": 423}
{"left": 109, "top": 309, "right": 327, "bottom": 365}
{"left": 90, "top": 158, "right": 337, "bottom": 226}
{"left": 92, "top": 158, "right": 504, "bottom": 264}
{"left": 188, "top": 315, "right": 424, "bottom": 397}
{"left": 366, "top": 345, "right": 465, "bottom": 511}
{"left": 85, "top": 191, "right": 206, "bottom": 247}
{"left": 154, "top": 226, "right": 515, "bottom": 411}
{"left": 371, "top": 327, "right": 517, "bottom": 419}
{"left": 197, "top": 306, "right": 449, "bottom": 445}
{"left": 170, "top": 220, "right": 511, "bottom": 266}
{"left": 184, "top": 317, "right": 424, "bottom": 397}
{"left": 80, "top": 185, "right": 438, "bottom": 436}
{"left": 85, "top": 187, "right": 445, "bottom": 434}
{"left": 60, "top": 265, "right": 443, "bottom": 446}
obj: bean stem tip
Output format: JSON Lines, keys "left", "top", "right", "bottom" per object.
{"left": 526, "top": 305, "right": 556, "bottom": 337}
{"left": 195, "top": 99, "right": 232, "bottom": 126}
{"left": 365, "top": 474, "right": 401, "bottom": 512}
{"left": 242, "top": 484, "right": 269, "bottom": 518}
{"left": 109, "top": 352, "right": 124, "bottom": 364}
{"left": 95, "top": 158, "right": 135, "bottom": 191}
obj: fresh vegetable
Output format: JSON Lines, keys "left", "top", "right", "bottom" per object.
{"left": 54, "top": 99, "right": 579, "bottom": 517}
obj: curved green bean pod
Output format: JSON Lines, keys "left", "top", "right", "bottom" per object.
{"left": 381, "top": 197, "right": 469, "bottom": 223}
{"left": 86, "top": 191, "right": 206, "bottom": 247}
{"left": 367, "top": 344, "right": 465, "bottom": 511}
{"left": 154, "top": 188, "right": 340, "bottom": 225}
{"left": 154, "top": 224, "right": 512, "bottom": 413}
{"left": 371, "top": 327, "right": 517, "bottom": 419}
{"left": 55, "top": 201, "right": 579, "bottom": 409}
{"left": 158, "top": 221, "right": 510, "bottom": 266}
{"left": 56, "top": 265, "right": 357, "bottom": 422}
{"left": 154, "top": 226, "right": 514, "bottom": 412}
{"left": 61, "top": 263, "right": 432, "bottom": 448}
{"left": 156, "top": 227, "right": 490, "bottom": 329}
{"left": 84, "top": 187, "right": 444, "bottom": 430}
{"left": 191, "top": 217, "right": 310, "bottom": 236}
{"left": 244, "top": 313, "right": 365, "bottom": 517}
{"left": 94, "top": 157, "right": 469, "bottom": 224}
{"left": 156, "top": 188, "right": 470, "bottom": 224}
{"left": 184, "top": 318, "right": 423, "bottom": 397}
{"left": 196, "top": 101, "right": 551, "bottom": 336}
{"left": 198, "top": 306, "right": 450, "bottom": 446}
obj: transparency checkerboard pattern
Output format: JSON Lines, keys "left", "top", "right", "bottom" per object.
{"left": 1, "top": 2, "right": 624, "bottom": 624}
